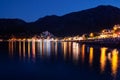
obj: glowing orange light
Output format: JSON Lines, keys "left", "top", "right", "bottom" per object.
{"left": 90, "top": 33, "right": 94, "bottom": 37}
{"left": 100, "top": 47, "right": 107, "bottom": 72}
{"left": 28, "top": 41, "right": 30, "bottom": 59}
{"left": 111, "top": 49, "right": 118, "bottom": 77}
{"left": 81, "top": 44, "right": 85, "bottom": 63}
{"left": 23, "top": 41, "right": 26, "bottom": 58}
{"left": 89, "top": 47, "right": 93, "bottom": 66}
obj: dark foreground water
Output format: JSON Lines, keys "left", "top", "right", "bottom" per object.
{"left": 0, "top": 40, "right": 120, "bottom": 80}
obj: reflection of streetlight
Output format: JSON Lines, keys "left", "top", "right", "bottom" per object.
{"left": 73, "top": 42, "right": 79, "bottom": 62}
{"left": 111, "top": 49, "right": 118, "bottom": 77}
{"left": 81, "top": 44, "right": 85, "bottom": 63}
{"left": 100, "top": 47, "right": 107, "bottom": 73}
{"left": 89, "top": 47, "right": 93, "bottom": 67}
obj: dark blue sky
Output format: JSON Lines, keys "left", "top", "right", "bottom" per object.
{"left": 1, "top": 0, "right": 120, "bottom": 22}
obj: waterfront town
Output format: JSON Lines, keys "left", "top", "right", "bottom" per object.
{"left": 3, "top": 24, "right": 120, "bottom": 44}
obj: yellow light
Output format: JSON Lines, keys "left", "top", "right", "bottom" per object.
{"left": 111, "top": 49, "right": 118, "bottom": 77}
{"left": 90, "top": 33, "right": 94, "bottom": 37}
{"left": 113, "top": 33, "right": 117, "bottom": 38}
{"left": 68, "top": 37, "right": 71, "bottom": 41}
{"left": 100, "top": 47, "right": 107, "bottom": 72}
{"left": 19, "top": 41, "right": 21, "bottom": 58}
{"left": 27, "top": 39, "right": 31, "bottom": 42}
{"left": 22, "top": 38, "right": 26, "bottom": 41}
{"left": 23, "top": 40, "right": 26, "bottom": 58}
{"left": 63, "top": 42, "right": 67, "bottom": 60}
{"left": 113, "top": 25, "right": 117, "bottom": 31}
{"left": 89, "top": 47, "right": 93, "bottom": 66}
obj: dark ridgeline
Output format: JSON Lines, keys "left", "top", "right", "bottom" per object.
{"left": 0, "top": 19, "right": 27, "bottom": 38}
{"left": 0, "top": 5, "right": 120, "bottom": 38}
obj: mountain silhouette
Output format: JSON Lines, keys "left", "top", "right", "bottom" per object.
{"left": 0, "top": 5, "right": 120, "bottom": 37}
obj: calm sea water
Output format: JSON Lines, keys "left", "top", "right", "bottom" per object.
{"left": 0, "top": 40, "right": 120, "bottom": 80}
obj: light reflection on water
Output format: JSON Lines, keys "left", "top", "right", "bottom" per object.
{"left": 8, "top": 41, "right": 120, "bottom": 79}
{"left": 89, "top": 47, "right": 93, "bottom": 67}
{"left": 111, "top": 49, "right": 118, "bottom": 77}
{"left": 32, "top": 40, "right": 36, "bottom": 60}
{"left": 19, "top": 41, "right": 22, "bottom": 58}
{"left": 72, "top": 42, "right": 79, "bottom": 62}
{"left": 23, "top": 40, "right": 26, "bottom": 59}
{"left": 81, "top": 44, "right": 85, "bottom": 63}
{"left": 100, "top": 47, "right": 107, "bottom": 72}
{"left": 28, "top": 41, "right": 30, "bottom": 59}
{"left": 63, "top": 42, "right": 67, "bottom": 59}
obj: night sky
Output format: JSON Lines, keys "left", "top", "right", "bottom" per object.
{"left": 1, "top": 0, "right": 120, "bottom": 22}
